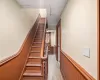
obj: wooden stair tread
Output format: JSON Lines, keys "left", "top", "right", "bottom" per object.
{"left": 26, "top": 63, "right": 41, "bottom": 67}
{"left": 30, "top": 51, "right": 40, "bottom": 53}
{"left": 29, "top": 56, "right": 40, "bottom": 57}
{"left": 23, "top": 70, "right": 42, "bottom": 76}
{"left": 30, "top": 52, "right": 40, "bottom": 53}
{"left": 35, "top": 34, "right": 43, "bottom": 35}
{"left": 37, "top": 30, "right": 44, "bottom": 31}
{"left": 39, "top": 18, "right": 45, "bottom": 23}
{"left": 35, "top": 38, "right": 42, "bottom": 40}
{"left": 31, "top": 49, "right": 41, "bottom": 51}
{"left": 29, "top": 55, "right": 40, "bottom": 57}
{"left": 33, "top": 42, "right": 42, "bottom": 44}
{"left": 22, "top": 18, "right": 46, "bottom": 80}
{"left": 34, "top": 38, "right": 42, "bottom": 39}
{"left": 33, "top": 42, "right": 42, "bottom": 43}
{"left": 22, "top": 77, "right": 42, "bottom": 80}
{"left": 31, "top": 46, "right": 41, "bottom": 48}
{"left": 25, "top": 70, "right": 41, "bottom": 73}
{"left": 29, "top": 53, "right": 40, "bottom": 56}
{"left": 27, "top": 61, "right": 41, "bottom": 64}
{"left": 29, "top": 56, "right": 40, "bottom": 58}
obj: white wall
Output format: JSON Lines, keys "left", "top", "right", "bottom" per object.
{"left": 23, "top": 8, "right": 40, "bottom": 21}
{"left": 0, "top": 0, "right": 39, "bottom": 61}
{"left": 61, "top": 0, "right": 97, "bottom": 79}
{"left": 48, "top": 25, "right": 56, "bottom": 30}
{"left": 47, "top": 30, "right": 56, "bottom": 46}
{"left": 40, "top": 9, "right": 47, "bottom": 18}
{"left": 51, "top": 31, "right": 56, "bottom": 46}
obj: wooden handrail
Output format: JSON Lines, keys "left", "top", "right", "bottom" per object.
{"left": 39, "top": 18, "right": 48, "bottom": 80}
{"left": 40, "top": 18, "right": 47, "bottom": 57}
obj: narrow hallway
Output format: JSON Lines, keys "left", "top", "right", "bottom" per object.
{"left": 0, "top": 0, "right": 98, "bottom": 80}
{"left": 48, "top": 54, "right": 63, "bottom": 80}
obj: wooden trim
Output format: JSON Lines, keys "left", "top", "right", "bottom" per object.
{"left": 19, "top": 18, "right": 40, "bottom": 80}
{"left": 56, "top": 22, "right": 58, "bottom": 61}
{"left": 60, "top": 68, "right": 66, "bottom": 80}
{"left": 60, "top": 19, "right": 61, "bottom": 51}
{"left": 56, "top": 19, "right": 61, "bottom": 61}
{"left": 0, "top": 14, "right": 40, "bottom": 80}
{"left": 60, "top": 50, "right": 95, "bottom": 80}
{"left": 56, "top": 21, "right": 58, "bottom": 60}
{"left": 49, "top": 32, "right": 51, "bottom": 47}
{"left": 40, "top": 18, "right": 46, "bottom": 57}
{"left": 97, "top": 0, "right": 99, "bottom": 80}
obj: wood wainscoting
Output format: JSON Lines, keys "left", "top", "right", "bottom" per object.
{"left": 0, "top": 15, "right": 40, "bottom": 80}
{"left": 60, "top": 50, "right": 95, "bottom": 80}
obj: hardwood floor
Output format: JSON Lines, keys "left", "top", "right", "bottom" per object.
{"left": 48, "top": 54, "right": 63, "bottom": 80}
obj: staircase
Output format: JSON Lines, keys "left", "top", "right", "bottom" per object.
{"left": 21, "top": 18, "right": 48, "bottom": 80}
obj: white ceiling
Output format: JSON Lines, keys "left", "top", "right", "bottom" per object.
{"left": 17, "top": 0, "right": 67, "bottom": 29}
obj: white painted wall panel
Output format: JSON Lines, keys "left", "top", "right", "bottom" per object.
{"left": 0, "top": 0, "right": 39, "bottom": 61}
{"left": 61, "top": 0, "right": 97, "bottom": 79}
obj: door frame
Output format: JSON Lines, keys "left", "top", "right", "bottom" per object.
{"left": 56, "top": 19, "right": 61, "bottom": 61}
{"left": 97, "top": 0, "right": 99, "bottom": 79}
{"left": 46, "top": 32, "right": 51, "bottom": 53}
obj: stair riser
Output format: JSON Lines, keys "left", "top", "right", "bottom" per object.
{"left": 31, "top": 47, "right": 41, "bottom": 51}
{"left": 35, "top": 36, "right": 43, "bottom": 39}
{"left": 37, "top": 30, "right": 44, "bottom": 34}
{"left": 28, "top": 58, "right": 41, "bottom": 63}
{"left": 29, "top": 53, "right": 40, "bottom": 57}
{"left": 32, "top": 43, "right": 41, "bottom": 46}
{"left": 38, "top": 27, "right": 44, "bottom": 29}
{"left": 36, "top": 31, "right": 43, "bottom": 33}
{"left": 23, "top": 76, "right": 43, "bottom": 80}
{"left": 36, "top": 33, "right": 43, "bottom": 35}
{"left": 35, "top": 36, "right": 43, "bottom": 38}
{"left": 35, "top": 35, "right": 43, "bottom": 37}
{"left": 26, "top": 66, "right": 41, "bottom": 71}
{"left": 37, "top": 29, "right": 44, "bottom": 31}
{"left": 34, "top": 39, "right": 42, "bottom": 42}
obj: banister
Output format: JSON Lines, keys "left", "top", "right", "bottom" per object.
{"left": 41, "top": 45, "right": 48, "bottom": 60}
{"left": 40, "top": 18, "right": 47, "bottom": 57}
{"left": 40, "top": 18, "right": 48, "bottom": 80}
{"left": 41, "top": 45, "right": 48, "bottom": 80}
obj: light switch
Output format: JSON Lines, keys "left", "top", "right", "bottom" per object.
{"left": 83, "top": 48, "right": 90, "bottom": 58}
